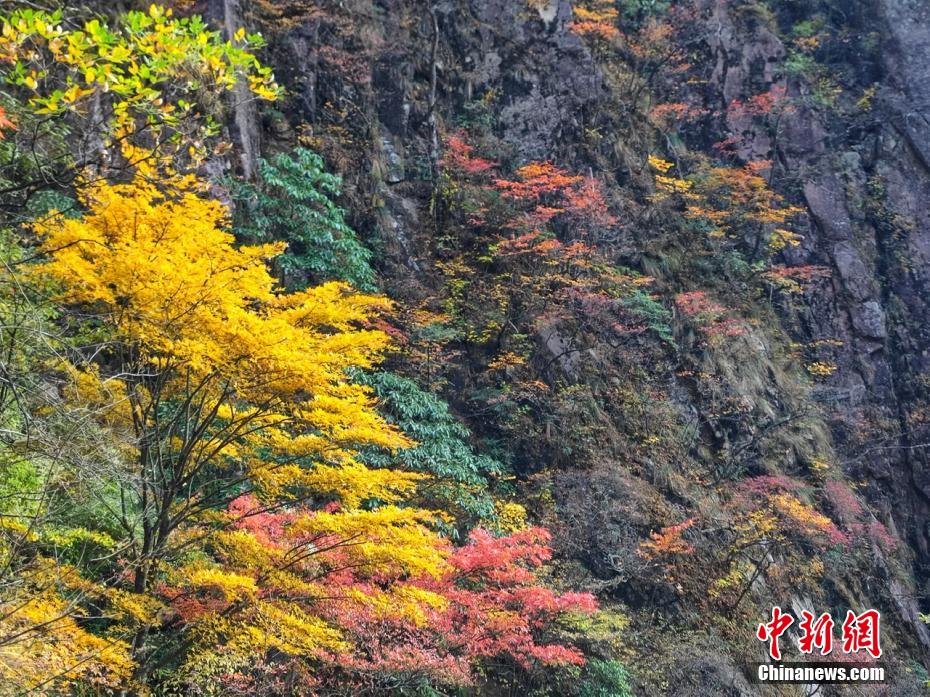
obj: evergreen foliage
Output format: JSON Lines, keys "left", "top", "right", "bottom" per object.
{"left": 229, "top": 148, "right": 376, "bottom": 291}
{"left": 357, "top": 371, "right": 505, "bottom": 523}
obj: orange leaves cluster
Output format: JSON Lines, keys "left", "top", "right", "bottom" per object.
{"left": 701, "top": 161, "right": 803, "bottom": 228}
{"left": 494, "top": 162, "right": 584, "bottom": 200}
{"left": 491, "top": 161, "right": 617, "bottom": 240}
{"left": 638, "top": 518, "right": 695, "bottom": 560}
{"left": 763, "top": 264, "right": 832, "bottom": 294}
{"left": 0, "top": 105, "right": 13, "bottom": 137}
{"left": 569, "top": 2, "right": 620, "bottom": 40}
{"left": 624, "top": 16, "right": 688, "bottom": 70}
{"left": 492, "top": 230, "right": 594, "bottom": 261}
{"left": 434, "top": 131, "right": 656, "bottom": 471}
{"left": 765, "top": 265, "right": 831, "bottom": 282}
{"left": 674, "top": 291, "right": 746, "bottom": 339}
{"left": 563, "top": 176, "right": 619, "bottom": 230}
{"left": 648, "top": 101, "right": 708, "bottom": 129}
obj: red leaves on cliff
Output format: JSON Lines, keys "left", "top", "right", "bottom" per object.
{"left": 442, "top": 132, "right": 497, "bottom": 176}
{"left": 822, "top": 480, "right": 897, "bottom": 552}
{"left": 563, "top": 177, "right": 619, "bottom": 233}
{"left": 442, "top": 133, "right": 618, "bottom": 238}
{"left": 728, "top": 85, "right": 794, "bottom": 119}
{"left": 161, "top": 496, "right": 596, "bottom": 692}
{"left": 675, "top": 290, "right": 746, "bottom": 339}
{"left": 439, "top": 528, "right": 597, "bottom": 667}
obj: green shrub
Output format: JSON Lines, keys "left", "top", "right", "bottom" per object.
{"left": 621, "top": 289, "right": 674, "bottom": 345}
{"left": 619, "top": 0, "right": 670, "bottom": 24}
{"left": 784, "top": 50, "right": 817, "bottom": 78}
{"left": 357, "top": 371, "right": 505, "bottom": 524}
{"left": 228, "top": 148, "right": 375, "bottom": 290}
{"left": 577, "top": 660, "right": 634, "bottom": 697}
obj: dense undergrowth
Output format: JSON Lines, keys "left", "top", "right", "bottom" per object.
{"left": 0, "top": 0, "right": 926, "bottom": 695}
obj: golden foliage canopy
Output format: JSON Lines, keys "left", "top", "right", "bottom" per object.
{"left": 35, "top": 173, "right": 409, "bottom": 476}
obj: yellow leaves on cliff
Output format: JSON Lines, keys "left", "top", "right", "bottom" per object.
{"left": 733, "top": 508, "right": 781, "bottom": 546}
{"left": 240, "top": 601, "right": 347, "bottom": 655}
{"left": 0, "top": 560, "right": 133, "bottom": 693}
{"left": 656, "top": 174, "right": 694, "bottom": 196}
{"left": 690, "top": 162, "right": 804, "bottom": 251}
{"left": 183, "top": 602, "right": 348, "bottom": 670}
{"left": 299, "top": 462, "right": 422, "bottom": 508}
{"left": 769, "top": 493, "right": 842, "bottom": 543}
{"left": 700, "top": 163, "right": 804, "bottom": 229}
{"left": 243, "top": 458, "right": 422, "bottom": 505}
{"left": 291, "top": 506, "right": 451, "bottom": 578}
{"left": 769, "top": 227, "right": 803, "bottom": 251}
{"left": 649, "top": 155, "right": 804, "bottom": 252}
{"left": 345, "top": 584, "right": 449, "bottom": 628}
{"left": 648, "top": 156, "right": 696, "bottom": 201}
{"left": 647, "top": 155, "right": 674, "bottom": 174}
{"left": 57, "top": 361, "right": 134, "bottom": 434}
{"left": 569, "top": 1, "right": 620, "bottom": 40}
{"left": 0, "top": 5, "right": 279, "bottom": 152}
{"left": 733, "top": 477, "right": 849, "bottom": 551}
{"left": 34, "top": 172, "right": 409, "bottom": 477}
{"left": 186, "top": 566, "right": 259, "bottom": 601}
{"left": 806, "top": 361, "right": 838, "bottom": 377}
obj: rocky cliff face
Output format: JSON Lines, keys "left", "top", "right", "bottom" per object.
{"left": 212, "top": 0, "right": 930, "bottom": 692}
{"left": 702, "top": 0, "right": 930, "bottom": 659}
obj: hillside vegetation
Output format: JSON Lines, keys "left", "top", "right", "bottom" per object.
{"left": 0, "top": 0, "right": 928, "bottom": 695}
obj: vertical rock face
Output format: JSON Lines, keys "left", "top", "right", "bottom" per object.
{"left": 422, "top": 0, "right": 603, "bottom": 164}
{"left": 248, "top": 0, "right": 930, "bottom": 687}
{"left": 697, "top": 0, "right": 930, "bottom": 655}
{"left": 206, "top": 0, "right": 262, "bottom": 179}
{"left": 871, "top": 0, "right": 930, "bottom": 621}
{"left": 880, "top": 0, "right": 930, "bottom": 173}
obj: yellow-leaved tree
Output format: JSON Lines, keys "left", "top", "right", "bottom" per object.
{"left": 27, "top": 169, "right": 444, "bottom": 685}
{"left": 0, "top": 5, "right": 279, "bottom": 151}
